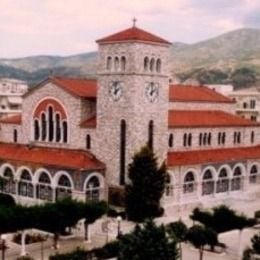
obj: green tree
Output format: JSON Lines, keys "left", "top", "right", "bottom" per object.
{"left": 167, "top": 220, "right": 187, "bottom": 260}
{"left": 251, "top": 233, "right": 260, "bottom": 254}
{"left": 231, "top": 67, "right": 256, "bottom": 89}
{"left": 118, "top": 220, "right": 179, "bottom": 260}
{"left": 125, "top": 146, "right": 167, "bottom": 222}
{"left": 186, "top": 225, "right": 218, "bottom": 260}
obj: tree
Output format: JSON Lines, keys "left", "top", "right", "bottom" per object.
{"left": 125, "top": 146, "right": 167, "bottom": 222}
{"left": 251, "top": 233, "right": 260, "bottom": 254}
{"left": 118, "top": 220, "right": 179, "bottom": 260}
{"left": 231, "top": 67, "right": 256, "bottom": 89}
{"left": 167, "top": 220, "right": 187, "bottom": 260}
{"left": 0, "top": 194, "right": 15, "bottom": 207}
{"left": 186, "top": 225, "right": 218, "bottom": 260}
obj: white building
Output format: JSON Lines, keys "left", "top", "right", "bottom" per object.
{"left": 0, "top": 78, "right": 28, "bottom": 117}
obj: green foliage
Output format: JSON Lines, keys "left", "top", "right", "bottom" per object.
{"left": 49, "top": 248, "right": 86, "bottom": 260}
{"left": 231, "top": 67, "right": 256, "bottom": 88}
{"left": 16, "top": 256, "right": 34, "bottom": 260}
{"left": 252, "top": 233, "right": 260, "bottom": 254}
{"left": 242, "top": 247, "right": 254, "bottom": 260}
{"left": 83, "top": 201, "right": 107, "bottom": 224}
{"left": 167, "top": 220, "right": 188, "bottom": 242}
{"left": 95, "top": 240, "right": 120, "bottom": 258}
{"left": 118, "top": 220, "right": 179, "bottom": 260}
{"left": 190, "top": 205, "right": 255, "bottom": 233}
{"left": 125, "top": 146, "right": 167, "bottom": 222}
{"left": 255, "top": 210, "right": 260, "bottom": 219}
{"left": 0, "top": 193, "right": 15, "bottom": 207}
{"left": 197, "top": 69, "right": 228, "bottom": 84}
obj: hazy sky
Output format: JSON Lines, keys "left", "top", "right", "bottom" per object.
{"left": 1, "top": 0, "right": 260, "bottom": 58}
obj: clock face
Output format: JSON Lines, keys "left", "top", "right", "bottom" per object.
{"left": 145, "top": 82, "right": 159, "bottom": 102}
{"left": 109, "top": 81, "right": 123, "bottom": 101}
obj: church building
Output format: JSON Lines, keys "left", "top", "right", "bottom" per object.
{"left": 0, "top": 24, "right": 260, "bottom": 214}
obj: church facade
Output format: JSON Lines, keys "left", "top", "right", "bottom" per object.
{"left": 0, "top": 25, "right": 260, "bottom": 214}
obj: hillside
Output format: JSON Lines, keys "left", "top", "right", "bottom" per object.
{"left": 1, "top": 28, "right": 260, "bottom": 86}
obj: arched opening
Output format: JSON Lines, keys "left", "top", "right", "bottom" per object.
{"left": 106, "top": 56, "right": 112, "bottom": 71}
{"left": 18, "top": 169, "right": 34, "bottom": 198}
{"left": 203, "top": 133, "right": 207, "bottom": 145}
{"left": 62, "top": 121, "right": 68, "bottom": 143}
{"left": 183, "top": 133, "right": 187, "bottom": 147}
{"left": 202, "top": 170, "right": 214, "bottom": 195}
{"left": 1, "top": 167, "right": 15, "bottom": 194}
{"left": 41, "top": 113, "right": 47, "bottom": 141}
{"left": 34, "top": 119, "right": 40, "bottom": 141}
{"left": 37, "top": 172, "right": 52, "bottom": 201}
{"left": 251, "top": 131, "right": 255, "bottom": 144}
{"left": 156, "top": 59, "right": 161, "bottom": 73}
{"left": 199, "top": 133, "right": 203, "bottom": 146}
{"left": 183, "top": 171, "right": 195, "bottom": 194}
{"left": 86, "top": 176, "right": 100, "bottom": 202}
{"left": 144, "top": 57, "right": 149, "bottom": 72}
{"left": 165, "top": 174, "right": 174, "bottom": 197}
{"left": 56, "top": 174, "right": 72, "bottom": 200}
{"left": 114, "top": 57, "right": 120, "bottom": 71}
{"left": 216, "top": 168, "right": 229, "bottom": 193}
{"left": 120, "top": 120, "right": 126, "bottom": 185}
{"left": 208, "top": 133, "right": 212, "bottom": 145}
{"left": 148, "top": 120, "right": 154, "bottom": 150}
{"left": 150, "top": 58, "right": 155, "bottom": 72}
{"left": 13, "top": 129, "right": 18, "bottom": 143}
{"left": 250, "top": 165, "right": 259, "bottom": 184}
{"left": 188, "top": 133, "right": 192, "bottom": 146}
{"left": 55, "top": 114, "right": 61, "bottom": 142}
{"left": 121, "top": 56, "right": 126, "bottom": 71}
{"left": 86, "top": 134, "right": 91, "bottom": 150}
{"left": 48, "top": 106, "right": 54, "bottom": 142}
{"left": 222, "top": 132, "right": 226, "bottom": 144}
{"left": 231, "top": 167, "right": 242, "bottom": 191}
{"left": 168, "top": 134, "right": 174, "bottom": 148}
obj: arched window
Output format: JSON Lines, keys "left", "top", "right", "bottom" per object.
{"left": 148, "top": 120, "right": 154, "bottom": 150}
{"left": 156, "top": 59, "right": 161, "bottom": 73}
{"left": 1, "top": 167, "right": 15, "bottom": 194}
{"left": 106, "top": 56, "right": 112, "bottom": 71}
{"left": 55, "top": 114, "right": 61, "bottom": 142}
{"left": 231, "top": 167, "right": 242, "bottom": 191}
{"left": 183, "top": 133, "right": 187, "bottom": 147}
{"left": 56, "top": 174, "right": 72, "bottom": 200}
{"left": 203, "top": 133, "right": 207, "bottom": 145}
{"left": 199, "top": 133, "right": 203, "bottom": 146}
{"left": 251, "top": 131, "right": 255, "bottom": 144}
{"left": 144, "top": 57, "right": 149, "bottom": 72}
{"left": 86, "top": 176, "right": 100, "bottom": 201}
{"left": 168, "top": 133, "right": 174, "bottom": 148}
{"left": 218, "top": 132, "right": 221, "bottom": 145}
{"left": 34, "top": 120, "right": 40, "bottom": 141}
{"left": 165, "top": 174, "right": 173, "bottom": 197}
{"left": 222, "top": 132, "right": 226, "bottom": 144}
{"left": 86, "top": 134, "right": 91, "bottom": 149}
{"left": 237, "top": 132, "right": 241, "bottom": 144}
{"left": 188, "top": 133, "right": 192, "bottom": 147}
{"left": 250, "top": 165, "right": 258, "bottom": 184}
{"left": 121, "top": 56, "right": 126, "bottom": 71}
{"left": 13, "top": 129, "right": 17, "bottom": 143}
{"left": 150, "top": 58, "right": 155, "bottom": 72}
{"left": 216, "top": 168, "right": 229, "bottom": 193}
{"left": 208, "top": 133, "right": 212, "bottom": 145}
{"left": 114, "top": 57, "right": 119, "bottom": 71}
{"left": 62, "top": 121, "right": 68, "bottom": 143}
{"left": 233, "top": 132, "right": 237, "bottom": 144}
{"left": 41, "top": 113, "right": 47, "bottom": 141}
{"left": 48, "top": 106, "right": 54, "bottom": 142}
{"left": 18, "top": 169, "right": 33, "bottom": 198}
{"left": 120, "top": 120, "right": 126, "bottom": 185}
{"left": 37, "top": 172, "right": 52, "bottom": 201}
{"left": 183, "top": 172, "right": 195, "bottom": 194}
{"left": 202, "top": 170, "right": 214, "bottom": 195}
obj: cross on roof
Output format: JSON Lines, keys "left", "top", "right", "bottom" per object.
{"left": 132, "top": 17, "right": 137, "bottom": 27}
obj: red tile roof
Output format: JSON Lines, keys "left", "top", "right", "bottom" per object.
{"left": 80, "top": 116, "right": 97, "bottom": 128}
{"left": 96, "top": 26, "right": 171, "bottom": 45}
{"left": 168, "top": 110, "right": 260, "bottom": 128}
{"left": 168, "top": 146, "right": 260, "bottom": 166}
{"left": 0, "top": 143, "right": 104, "bottom": 170}
{"left": 0, "top": 114, "right": 22, "bottom": 125}
{"left": 169, "top": 85, "right": 234, "bottom": 103}
{"left": 50, "top": 77, "right": 97, "bottom": 98}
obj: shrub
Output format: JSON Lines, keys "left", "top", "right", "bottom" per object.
{"left": 0, "top": 194, "right": 15, "bottom": 207}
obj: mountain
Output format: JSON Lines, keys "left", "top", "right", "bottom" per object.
{"left": 1, "top": 28, "right": 260, "bottom": 86}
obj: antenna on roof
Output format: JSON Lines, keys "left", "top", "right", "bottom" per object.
{"left": 132, "top": 17, "right": 137, "bottom": 27}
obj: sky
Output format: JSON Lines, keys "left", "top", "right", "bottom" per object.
{"left": 0, "top": 0, "right": 260, "bottom": 58}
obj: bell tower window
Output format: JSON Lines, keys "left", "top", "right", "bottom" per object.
{"left": 148, "top": 120, "right": 154, "bottom": 150}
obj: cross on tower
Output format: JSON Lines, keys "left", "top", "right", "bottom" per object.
{"left": 132, "top": 17, "right": 137, "bottom": 27}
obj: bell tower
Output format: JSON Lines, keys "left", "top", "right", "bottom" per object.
{"left": 96, "top": 22, "right": 171, "bottom": 187}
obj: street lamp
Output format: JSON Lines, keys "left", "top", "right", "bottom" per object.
{"left": 116, "top": 216, "right": 122, "bottom": 238}
{"left": 0, "top": 234, "right": 7, "bottom": 260}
